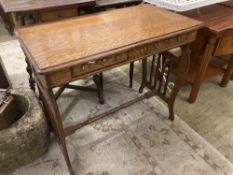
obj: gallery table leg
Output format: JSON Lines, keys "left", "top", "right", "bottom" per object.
{"left": 38, "top": 85, "right": 74, "bottom": 175}
{"left": 168, "top": 45, "right": 190, "bottom": 121}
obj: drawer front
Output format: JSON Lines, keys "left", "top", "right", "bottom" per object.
{"left": 215, "top": 35, "right": 233, "bottom": 56}
{"left": 129, "top": 31, "right": 197, "bottom": 60}
{"left": 72, "top": 52, "right": 128, "bottom": 78}
{"left": 46, "top": 52, "right": 127, "bottom": 87}
{"left": 47, "top": 69, "right": 72, "bottom": 88}
{"left": 39, "top": 8, "right": 77, "bottom": 22}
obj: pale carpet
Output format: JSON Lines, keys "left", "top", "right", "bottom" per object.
{"left": 0, "top": 40, "right": 233, "bottom": 175}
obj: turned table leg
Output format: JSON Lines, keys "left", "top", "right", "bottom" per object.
{"left": 7, "top": 12, "right": 17, "bottom": 35}
{"left": 93, "top": 73, "right": 105, "bottom": 104}
{"left": 25, "top": 58, "right": 36, "bottom": 91}
{"left": 129, "top": 62, "right": 134, "bottom": 88}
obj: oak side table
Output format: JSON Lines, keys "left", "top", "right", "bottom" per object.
{"left": 16, "top": 5, "right": 202, "bottom": 174}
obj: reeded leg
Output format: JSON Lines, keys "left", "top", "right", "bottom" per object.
{"left": 93, "top": 73, "right": 105, "bottom": 104}
{"left": 220, "top": 55, "right": 233, "bottom": 87}
{"left": 129, "top": 62, "right": 134, "bottom": 88}
{"left": 38, "top": 85, "right": 74, "bottom": 175}
{"left": 25, "top": 58, "right": 36, "bottom": 91}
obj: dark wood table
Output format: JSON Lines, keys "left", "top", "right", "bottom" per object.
{"left": 16, "top": 5, "right": 202, "bottom": 174}
{"left": 182, "top": 4, "right": 233, "bottom": 103}
{"left": 0, "top": 0, "right": 96, "bottom": 33}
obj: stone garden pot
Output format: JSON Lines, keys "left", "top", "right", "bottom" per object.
{"left": 0, "top": 88, "right": 50, "bottom": 174}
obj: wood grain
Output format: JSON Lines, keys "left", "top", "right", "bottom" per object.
{"left": 16, "top": 4, "right": 203, "bottom": 74}
{"left": 183, "top": 4, "right": 233, "bottom": 33}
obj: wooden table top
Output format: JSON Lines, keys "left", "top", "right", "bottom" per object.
{"left": 17, "top": 4, "right": 203, "bottom": 74}
{"left": 183, "top": 4, "right": 233, "bottom": 34}
{"left": 0, "top": 0, "right": 95, "bottom": 13}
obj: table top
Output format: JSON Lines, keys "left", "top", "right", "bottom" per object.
{"left": 17, "top": 4, "right": 203, "bottom": 74}
{"left": 0, "top": 0, "right": 95, "bottom": 13}
{"left": 182, "top": 4, "right": 233, "bottom": 34}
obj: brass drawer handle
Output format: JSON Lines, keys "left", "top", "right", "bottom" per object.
{"left": 87, "top": 61, "right": 96, "bottom": 64}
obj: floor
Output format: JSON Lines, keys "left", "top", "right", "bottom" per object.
{"left": 0, "top": 16, "right": 233, "bottom": 165}
{"left": 0, "top": 18, "right": 14, "bottom": 43}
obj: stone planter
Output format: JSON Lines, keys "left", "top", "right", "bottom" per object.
{"left": 0, "top": 88, "right": 50, "bottom": 174}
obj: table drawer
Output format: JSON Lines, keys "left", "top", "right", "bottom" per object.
{"left": 39, "top": 8, "right": 77, "bottom": 22}
{"left": 46, "top": 52, "right": 127, "bottom": 87}
{"left": 72, "top": 52, "right": 128, "bottom": 78}
{"left": 129, "top": 31, "right": 196, "bottom": 60}
{"left": 215, "top": 35, "right": 233, "bottom": 56}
